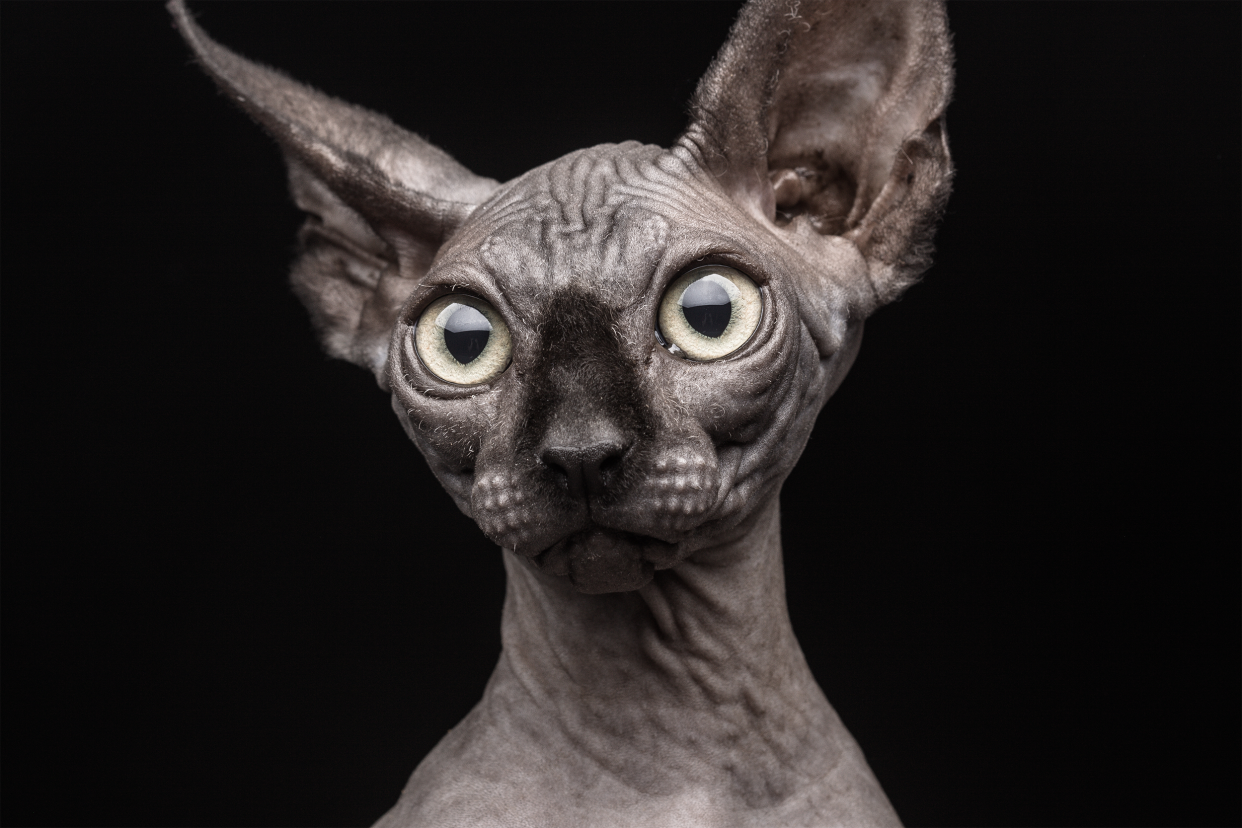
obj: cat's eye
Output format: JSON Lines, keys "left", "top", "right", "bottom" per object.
{"left": 414, "top": 294, "right": 512, "bottom": 385}
{"left": 657, "top": 265, "right": 762, "bottom": 361}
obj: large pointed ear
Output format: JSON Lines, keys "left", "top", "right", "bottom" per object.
{"left": 688, "top": 0, "right": 953, "bottom": 312}
{"left": 169, "top": 1, "right": 499, "bottom": 384}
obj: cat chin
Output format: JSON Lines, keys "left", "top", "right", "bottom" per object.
{"left": 529, "top": 527, "right": 682, "bottom": 594}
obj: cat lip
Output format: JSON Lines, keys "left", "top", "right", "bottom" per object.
{"left": 529, "top": 524, "right": 681, "bottom": 577}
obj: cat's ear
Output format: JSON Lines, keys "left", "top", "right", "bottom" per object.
{"left": 170, "top": 1, "right": 499, "bottom": 384}
{"left": 688, "top": 0, "right": 953, "bottom": 313}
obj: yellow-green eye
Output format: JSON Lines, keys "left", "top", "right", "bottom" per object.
{"left": 414, "top": 294, "right": 512, "bottom": 385}
{"left": 657, "top": 265, "right": 762, "bottom": 360}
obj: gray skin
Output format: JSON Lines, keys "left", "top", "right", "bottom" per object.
{"left": 172, "top": 1, "right": 954, "bottom": 824}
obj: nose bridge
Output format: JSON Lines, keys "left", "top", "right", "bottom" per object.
{"left": 536, "top": 371, "right": 630, "bottom": 499}
{"left": 522, "top": 287, "right": 653, "bottom": 499}
{"left": 540, "top": 388, "right": 626, "bottom": 449}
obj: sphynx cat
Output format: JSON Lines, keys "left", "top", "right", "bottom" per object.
{"left": 172, "top": 1, "right": 954, "bottom": 824}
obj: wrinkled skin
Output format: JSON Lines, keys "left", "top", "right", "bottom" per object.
{"left": 391, "top": 142, "right": 866, "bottom": 594}
{"left": 173, "top": 0, "right": 954, "bottom": 823}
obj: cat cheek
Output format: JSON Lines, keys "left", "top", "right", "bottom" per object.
{"left": 662, "top": 310, "right": 801, "bottom": 441}
{"left": 681, "top": 367, "right": 798, "bottom": 444}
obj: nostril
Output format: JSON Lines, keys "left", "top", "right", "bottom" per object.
{"left": 540, "top": 446, "right": 584, "bottom": 497}
{"left": 539, "top": 448, "right": 571, "bottom": 477}
{"left": 582, "top": 444, "right": 624, "bottom": 497}
{"left": 541, "top": 443, "right": 625, "bottom": 499}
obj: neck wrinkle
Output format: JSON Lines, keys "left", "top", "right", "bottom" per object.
{"left": 486, "top": 497, "right": 844, "bottom": 807}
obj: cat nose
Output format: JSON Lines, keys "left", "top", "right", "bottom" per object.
{"left": 540, "top": 442, "right": 625, "bottom": 499}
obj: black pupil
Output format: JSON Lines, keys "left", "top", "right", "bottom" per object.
{"left": 442, "top": 304, "right": 491, "bottom": 364}
{"left": 681, "top": 276, "right": 732, "bottom": 338}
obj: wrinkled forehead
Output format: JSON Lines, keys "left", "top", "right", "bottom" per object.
{"left": 431, "top": 143, "right": 752, "bottom": 319}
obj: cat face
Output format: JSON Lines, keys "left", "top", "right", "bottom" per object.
{"left": 389, "top": 143, "right": 865, "bottom": 593}
{"left": 171, "top": 0, "right": 953, "bottom": 595}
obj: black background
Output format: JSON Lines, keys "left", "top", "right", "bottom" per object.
{"left": 4, "top": 3, "right": 1239, "bottom": 826}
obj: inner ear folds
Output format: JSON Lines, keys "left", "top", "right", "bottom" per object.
{"left": 762, "top": 1, "right": 952, "bottom": 227}
{"left": 687, "top": 0, "right": 954, "bottom": 306}
{"left": 287, "top": 172, "right": 404, "bottom": 378}
{"left": 170, "top": 0, "right": 500, "bottom": 386}
{"left": 844, "top": 119, "right": 954, "bottom": 303}
{"left": 286, "top": 157, "right": 427, "bottom": 382}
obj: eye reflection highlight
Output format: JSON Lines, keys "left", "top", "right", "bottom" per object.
{"left": 657, "top": 265, "right": 762, "bottom": 360}
{"left": 415, "top": 295, "right": 511, "bottom": 385}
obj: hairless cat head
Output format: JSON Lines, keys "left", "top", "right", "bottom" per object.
{"left": 171, "top": 0, "right": 952, "bottom": 595}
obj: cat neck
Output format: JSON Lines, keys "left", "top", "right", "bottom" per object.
{"left": 497, "top": 497, "right": 827, "bottom": 788}
{"left": 387, "top": 496, "right": 899, "bottom": 825}
{"left": 498, "top": 496, "right": 813, "bottom": 733}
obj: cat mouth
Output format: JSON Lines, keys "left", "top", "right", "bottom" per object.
{"left": 530, "top": 526, "right": 680, "bottom": 594}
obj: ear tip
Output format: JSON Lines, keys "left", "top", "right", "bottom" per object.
{"left": 167, "top": 0, "right": 227, "bottom": 74}
{"left": 167, "top": 0, "right": 199, "bottom": 41}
